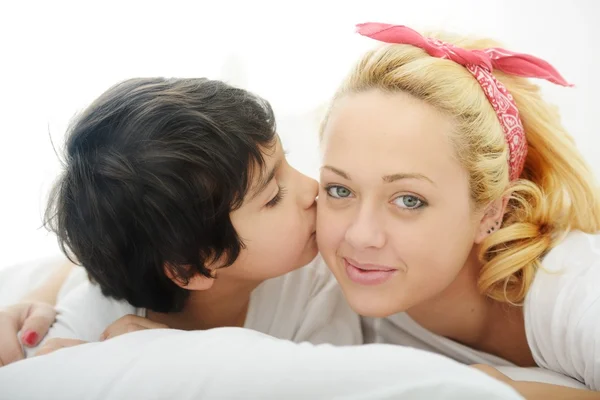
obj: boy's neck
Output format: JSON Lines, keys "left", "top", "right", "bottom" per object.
{"left": 146, "top": 278, "right": 261, "bottom": 331}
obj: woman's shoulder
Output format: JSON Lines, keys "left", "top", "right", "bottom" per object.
{"left": 525, "top": 230, "right": 600, "bottom": 390}
{"left": 526, "top": 230, "right": 600, "bottom": 311}
{"left": 538, "top": 230, "right": 600, "bottom": 274}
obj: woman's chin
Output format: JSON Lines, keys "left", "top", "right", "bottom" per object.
{"left": 343, "top": 291, "right": 405, "bottom": 318}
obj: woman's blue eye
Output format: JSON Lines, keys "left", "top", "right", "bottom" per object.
{"left": 393, "top": 195, "right": 424, "bottom": 209}
{"left": 326, "top": 185, "right": 352, "bottom": 199}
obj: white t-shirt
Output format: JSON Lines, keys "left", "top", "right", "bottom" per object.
{"left": 26, "top": 255, "right": 362, "bottom": 356}
{"left": 363, "top": 230, "right": 600, "bottom": 390}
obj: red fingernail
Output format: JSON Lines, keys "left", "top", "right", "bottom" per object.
{"left": 22, "top": 330, "right": 38, "bottom": 346}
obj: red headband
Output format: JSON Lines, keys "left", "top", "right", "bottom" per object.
{"left": 356, "top": 22, "right": 572, "bottom": 181}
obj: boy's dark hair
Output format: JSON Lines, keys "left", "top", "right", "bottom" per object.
{"left": 45, "top": 78, "right": 277, "bottom": 312}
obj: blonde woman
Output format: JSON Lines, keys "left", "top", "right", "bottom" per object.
{"left": 317, "top": 22, "right": 600, "bottom": 396}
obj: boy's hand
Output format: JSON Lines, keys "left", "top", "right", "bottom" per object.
{"left": 0, "top": 302, "right": 57, "bottom": 367}
{"left": 34, "top": 338, "right": 87, "bottom": 357}
{"left": 99, "top": 314, "right": 168, "bottom": 341}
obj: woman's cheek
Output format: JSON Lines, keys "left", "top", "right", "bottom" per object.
{"left": 317, "top": 214, "right": 341, "bottom": 250}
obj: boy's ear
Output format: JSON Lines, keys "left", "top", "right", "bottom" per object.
{"left": 163, "top": 263, "right": 215, "bottom": 291}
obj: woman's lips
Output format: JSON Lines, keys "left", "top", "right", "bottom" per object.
{"left": 343, "top": 258, "right": 398, "bottom": 285}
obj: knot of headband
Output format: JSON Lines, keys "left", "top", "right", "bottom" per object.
{"left": 356, "top": 22, "right": 572, "bottom": 181}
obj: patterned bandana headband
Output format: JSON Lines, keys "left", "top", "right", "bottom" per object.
{"left": 356, "top": 22, "right": 573, "bottom": 181}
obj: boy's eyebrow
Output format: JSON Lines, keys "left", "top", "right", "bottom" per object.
{"left": 249, "top": 158, "right": 282, "bottom": 200}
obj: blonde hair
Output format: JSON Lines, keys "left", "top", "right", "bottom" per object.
{"left": 321, "top": 33, "right": 600, "bottom": 304}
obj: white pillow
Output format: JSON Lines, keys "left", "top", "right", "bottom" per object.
{"left": 0, "top": 328, "right": 522, "bottom": 400}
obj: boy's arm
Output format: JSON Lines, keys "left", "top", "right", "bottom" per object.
{"left": 0, "top": 260, "right": 75, "bottom": 366}
{"left": 23, "top": 279, "right": 137, "bottom": 357}
{"left": 21, "top": 261, "right": 75, "bottom": 304}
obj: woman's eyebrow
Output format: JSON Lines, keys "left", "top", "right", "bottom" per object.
{"left": 322, "top": 166, "right": 435, "bottom": 186}
{"left": 382, "top": 173, "right": 436, "bottom": 186}
{"left": 321, "top": 166, "right": 351, "bottom": 180}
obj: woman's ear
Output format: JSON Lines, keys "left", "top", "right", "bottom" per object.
{"left": 474, "top": 196, "right": 509, "bottom": 244}
{"left": 163, "top": 263, "right": 215, "bottom": 291}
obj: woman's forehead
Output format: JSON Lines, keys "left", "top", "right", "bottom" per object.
{"left": 319, "top": 92, "right": 473, "bottom": 194}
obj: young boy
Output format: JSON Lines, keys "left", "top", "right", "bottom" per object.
{"left": 3, "top": 77, "right": 360, "bottom": 361}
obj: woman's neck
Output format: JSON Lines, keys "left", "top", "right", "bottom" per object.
{"left": 406, "top": 246, "right": 536, "bottom": 366}
{"left": 407, "top": 247, "right": 490, "bottom": 343}
{"left": 147, "top": 278, "right": 259, "bottom": 331}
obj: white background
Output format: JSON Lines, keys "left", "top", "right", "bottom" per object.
{"left": 0, "top": 0, "right": 598, "bottom": 267}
